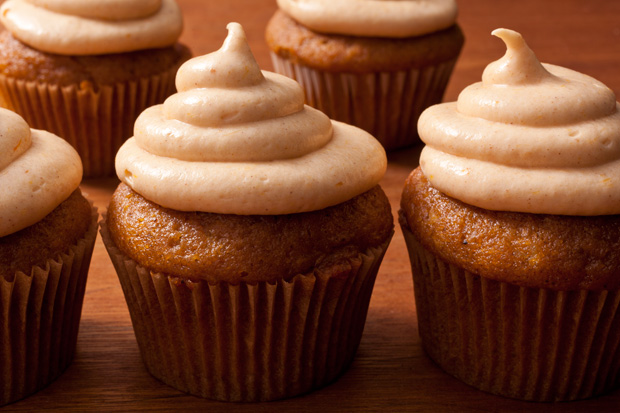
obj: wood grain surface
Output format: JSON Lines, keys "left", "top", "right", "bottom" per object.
{"left": 5, "top": 0, "right": 620, "bottom": 411}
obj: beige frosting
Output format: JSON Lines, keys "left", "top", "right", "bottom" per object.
{"left": 418, "top": 28, "right": 620, "bottom": 216}
{"left": 0, "top": 0, "right": 183, "bottom": 55}
{"left": 277, "top": 0, "right": 458, "bottom": 38}
{"left": 0, "top": 108, "right": 82, "bottom": 237}
{"left": 116, "top": 22, "right": 386, "bottom": 215}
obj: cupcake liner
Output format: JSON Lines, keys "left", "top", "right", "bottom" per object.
{"left": 0, "top": 208, "right": 98, "bottom": 406}
{"left": 271, "top": 53, "right": 458, "bottom": 150}
{"left": 0, "top": 67, "right": 177, "bottom": 178}
{"left": 401, "top": 224, "right": 620, "bottom": 401}
{"left": 100, "top": 219, "right": 391, "bottom": 402}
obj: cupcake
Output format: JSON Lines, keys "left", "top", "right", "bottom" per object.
{"left": 400, "top": 28, "right": 620, "bottom": 401}
{"left": 265, "top": 0, "right": 464, "bottom": 150}
{"left": 100, "top": 23, "right": 393, "bottom": 402}
{"left": 0, "top": 0, "right": 191, "bottom": 177}
{"left": 0, "top": 108, "right": 97, "bottom": 406}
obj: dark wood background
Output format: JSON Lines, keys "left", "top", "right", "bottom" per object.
{"left": 5, "top": 0, "right": 620, "bottom": 411}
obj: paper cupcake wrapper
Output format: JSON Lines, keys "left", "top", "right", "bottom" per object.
{"left": 0, "top": 67, "right": 177, "bottom": 178}
{"left": 101, "top": 220, "right": 391, "bottom": 402}
{"left": 270, "top": 53, "right": 458, "bottom": 150}
{"left": 0, "top": 209, "right": 98, "bottom": 406}
{"left": 401, "top": 224, "right": 620, "bottom": 401}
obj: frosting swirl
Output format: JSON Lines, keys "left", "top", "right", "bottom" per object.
{"left": 418, "top": 28, "right": 620, "bottom": 216}
{"left": 116, "top": 23, "right": 386, "bottom": 215}
{"left": 0, "top": 0, "right": 182, "bottom": 55}
{"left": 0, "top": 108, "right": 82, "bottom": 237}
{"left": 277, "top": 0, "right": 458, "bottom": 38}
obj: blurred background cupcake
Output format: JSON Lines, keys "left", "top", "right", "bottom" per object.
{"left": 400, "top": 29, "right": 620, "bottom": 401}
{"left": 265, "top": 0, "right": 464, "bottom": 150}
{"left": 100, "top": 23, "right": 393, "bottom": 402}
{"left": 0, "top": 108, "right": 97, "bottom": 406}
{"left": 0, "top": 0, "right": 191, "bottom": 177}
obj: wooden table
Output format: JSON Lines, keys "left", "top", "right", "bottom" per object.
{"left": 5, "top": 1, "right": 620, "bottom": 411}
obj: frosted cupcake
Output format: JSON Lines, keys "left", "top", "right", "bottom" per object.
{"left": 266, "top": 0, "right": 464, "bottom": 150}
{"left": 0, "top": 0, "right": 191, "bottom": 177}
{"left": 101, "top": 23, "right": 393, "bottom": 402}
{"left": 400, "top": 29, "right": 620, "bottom": 401}
{"left": 0, "top": 108, "right": 97, "bottom": 405}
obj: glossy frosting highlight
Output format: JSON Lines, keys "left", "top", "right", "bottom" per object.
{"left": 0, "top": 108, "right": 82, "bottom": 237}
{"left": 419, "top": 28, "right": 620, "bottom": 215}
{"left": 116, "top": 22, "right": 386, "bottom": 215}
{"left": 0, "top": 0, "right": 183, "bottom": 55}
{"left": 276, "top": 0, "right": 457, "bottom": 38}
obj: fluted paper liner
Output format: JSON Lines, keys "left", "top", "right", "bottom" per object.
{"left": 0, "top": 67, "right": 178, "bottom": 177}
{"left": 271, "top": 54, "right": 458, "bottom": 150}
{"left": 101, "top": 219, "right": 390, "bottom": 402}
{"left": 401, "top": 224, "right": 620, "bottom": 401}
{"left": 0, "top": 209, "right": 98, "bottom": 406}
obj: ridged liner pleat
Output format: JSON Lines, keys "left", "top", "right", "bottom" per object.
{"left": 0, "top": 67, "right": 177, "bottom": 178}
{"left": 401, "top": 225, "right": 620, "bottom": 401}
{"left": 0, "top": 209, "right": 98, "bottom": 406}
{"left": 270, "top": 53, "right": 457, "bottom": 150}
{"left": 100, "top": 221, "right": 391, "bottom": 402}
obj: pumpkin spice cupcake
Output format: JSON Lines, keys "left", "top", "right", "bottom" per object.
{"left": 266, "top": 0, "right": 464, "bottom": 150}
{"left": 0, "top": 0, "right": 191, "bottom": 177}
{"left": 0, "top": 108, "right": 97, "bottom": 406}
{"left": 100, "top": 23, "right": 393, "bottom": 402}
{"left": 400, "top": 29, "right": 620, "bottom": 401}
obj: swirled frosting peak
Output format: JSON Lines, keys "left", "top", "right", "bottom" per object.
{"left": 482, "top": 29, "right": 553, "bottom": 86}
{"left": 277, "top": 0, "right": 458, "bottom": 38}
{"left": 0, "top": 108, "right": 82, "bottom": 237}
{"left": 116, "top": 22, "right": 386, "bottom": 215}
{"left": 418, "top": 28, "right": 620, "bottom": 216}
{"left": 0, "top": 0, "right": 183, "bottom": 55}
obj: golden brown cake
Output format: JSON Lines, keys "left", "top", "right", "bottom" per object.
{"left": 265, "top": 1, "right": 464, "bottom": 149}
{"left": 266, "top": 10, "right": 463, "bottom": 73}
{"left": 100, "top": 23, "right": 393, "bottom": 402}
{"left": 400, "top": 29, "right": 620, "bottom": 401}
{"left": 401, "top": 169, "right": 620, "bottom": 291}
{"left": 0, "top": 190, "right": 93, "bottom": 278}
{"left": 0, "top": 0, "right": 191, "bottom": 177}
{"left": 108, "top": 183, "right": 392, "bottom": 284}
{"left": 0, "top": 108, "right": 97, "bottom": 406}
{"left": 0, "top": 31, "right": 190, "bottom": 88}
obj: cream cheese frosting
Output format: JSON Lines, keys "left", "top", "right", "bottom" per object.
{"left": 418, "top": 28, "right": 620, "bottom": 216}
{"left": 0, "top": 108, "right": 82, "bottom": 237}
{"left": 276, "top": 0, "right": 458, "bottom": 38}
{"left": 116, "top": 22, "right": 386, "bottom": 215}
{"left": 0, "top": 0, "right": 183, "bottom": 55}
